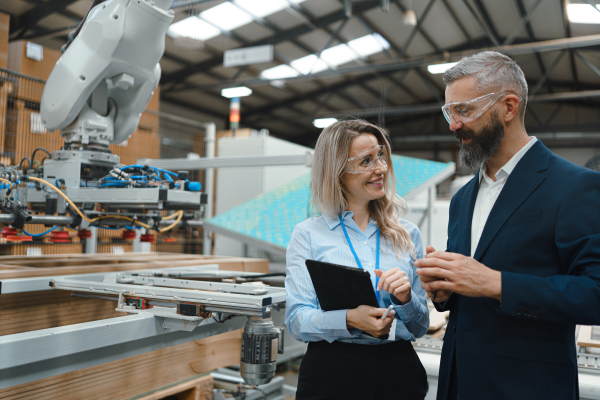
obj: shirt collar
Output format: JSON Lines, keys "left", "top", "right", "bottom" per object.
{"left": 478, "top": 136, "right": 538, "bottom": 184}
{"left": 323, "top": 211, "right": 351, "bottom": 230}
{"left": 323, "top": 211, "right": 377, "bottom": 237}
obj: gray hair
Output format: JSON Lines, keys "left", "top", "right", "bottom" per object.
{"left": 443, "top": 51, "right": 528, "bottom": 122}
{"left": 311, "top": 119, "right": 415, "bottom": 259}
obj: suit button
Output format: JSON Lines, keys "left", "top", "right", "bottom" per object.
{"left": 452, "top": 326, "right": 456, "bottom": 333}
{"left": 533, "top": 310, "right": 539, "bottom": 318}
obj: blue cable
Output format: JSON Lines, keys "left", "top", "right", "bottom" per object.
{"left": 120, "top": 164, "right": 144, "bottom": 170}
{"left": 148, "top": 167, "right": 178, "bottom": 177}
{"left": 24, "top": 226, "right": 57, "bottom": 237}
{"left": 96, "top": 226, "right": 122, "bottom": 230}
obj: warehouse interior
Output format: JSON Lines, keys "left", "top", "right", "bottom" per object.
{"left": 0, "top": 0, "right": 599, "bottom": 399}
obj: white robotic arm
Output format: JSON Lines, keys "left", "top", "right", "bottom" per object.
{"left": 41, "top": 0, "right": 174, "bottom": 148}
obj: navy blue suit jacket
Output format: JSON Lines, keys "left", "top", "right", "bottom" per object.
{"left": 435, "top": 141, "right": 600, "bottom": 400}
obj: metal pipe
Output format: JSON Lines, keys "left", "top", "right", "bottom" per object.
{"left": 0, "top": 214, "right": 202, "bottom": 228}
{"left": 393, "top": 132, "right": 600, "bottom": 144}
{"left": 0, "top": 215, "right": 75, "bottom": 224}
{"left": 302, "top": 89, "right": 600, "bottom": 121}
{"left": 138, "top": 153, "right": 313, "bottom": 170}
{"left": 203, "top": 123, "right": 216, "bottom": 256}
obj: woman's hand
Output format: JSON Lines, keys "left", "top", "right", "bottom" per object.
{"left": 346, "top": 305, "right": 395, "bottom": 337}
{"left": 375, "top": 268, "right": 411, "bottom": 304}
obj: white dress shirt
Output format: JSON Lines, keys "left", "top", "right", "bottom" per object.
{"left": 471, "top": 137, "right": 538, "bottom": 257}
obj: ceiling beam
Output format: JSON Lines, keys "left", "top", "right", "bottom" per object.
{"left": 513, "top": 0, "right": 553, "bottom": 94}
{"left": 10, "top": 0, "right": 80, "bottom": 40}
{"left": 198, "top": 34, "right": 600, "bottom": 91}
{"left": 159, "top": 1, "right": 382, "bottom": 86}
{"left": 440, "top": 0, "right": 473, "bottom": 46}
{"left": 262, "top": 87, "right": 600, "bottom": 123}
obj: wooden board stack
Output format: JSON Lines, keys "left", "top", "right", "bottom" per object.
{"left": 0, "top": 252, "right": 269, "bottom": 399}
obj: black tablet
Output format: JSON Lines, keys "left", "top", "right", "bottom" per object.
{"left": 305, "top": 259, "right": 380, "bottom": 311}
{"left": 305, "top": 259, "right": 388, "bottom": 340}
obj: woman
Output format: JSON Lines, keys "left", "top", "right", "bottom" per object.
{"left": 285, "top": 119, "right": 429, "bottom": 399}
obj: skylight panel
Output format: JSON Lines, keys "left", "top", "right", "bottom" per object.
{"left": 201, "top": 2, "right": 253, "bottom": 32}
{"left": 320, "top": 44, "right": 356, "bottom": 67}
{"left": 234, "top": 0, "right": 289, "bottom": 18}
{"left": 567, "top": 3, "right": 600, "bottom": 24}
{"left": 167, "top": 16, "right": 221, "bottom": 41}
{"left": 260, "top": 65, "right": 300, "bottom": 80}
{"left": 348, "top": 33, "right": 391, "bottom": 57}
{"left": 291, "top": 54, "right": 329, "bottom": 74}
{"left": 259, "top": 33, "right": 392, "bottom": 81}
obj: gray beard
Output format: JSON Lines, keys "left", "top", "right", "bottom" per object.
{"left": 457, "top": 112, "right": 505, "bottom": 170}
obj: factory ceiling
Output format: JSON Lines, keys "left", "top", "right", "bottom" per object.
{"left": 1, "top": 0, "right": 600, "bottom": 149}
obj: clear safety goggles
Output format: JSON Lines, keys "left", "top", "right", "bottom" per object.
{"left": 441, "top": 91, "right": 518, "bottom": 124}
{"left": 345, "top": 145, "right": 388, "bottom": 174}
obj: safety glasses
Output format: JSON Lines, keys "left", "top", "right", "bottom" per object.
{"left": 441, "top": 92, "right": 518, "bottom": 124}
{"left": 345, "top": 145, "right": 388, "bottom": 174}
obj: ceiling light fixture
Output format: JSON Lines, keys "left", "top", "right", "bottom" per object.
{"left": 313, "top": 118, "right": 338, "bottom": 128}
{"left": 221, "top": 87, "right": 253, "bottom": 98}
{"left": 427, "top": 62, "right": 458, "bottom": 74}
{"left": 401, "top": 0, "right": 417, "bottom": 26}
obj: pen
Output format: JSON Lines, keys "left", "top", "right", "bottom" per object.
{"left": 381, "top": 304, "right": 394, "bottom": 319}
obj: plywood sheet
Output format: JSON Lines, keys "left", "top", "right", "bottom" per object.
{"left": 0, "top": 253, "right": 268, "bottom": 279}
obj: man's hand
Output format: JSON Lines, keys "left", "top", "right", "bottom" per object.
{"left": 415, "top": 250, "right": 502, "bottom": 300}
{"left": 346, "top": 305, "right": 395, "bottom": 337}
{"left": 374, "top": 268, "right": 411, "bottom": 304}
{"left": 419, "top": 246, "right": 453, "bottom": 302}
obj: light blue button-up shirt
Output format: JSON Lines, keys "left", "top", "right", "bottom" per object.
{"left": 285, "top": 211, "right": 429, "bottom": 345}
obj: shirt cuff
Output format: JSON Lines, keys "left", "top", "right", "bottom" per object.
{"left": 323, "top": 309, "right": 361, "bottom": 338}
{"left": 390, "top": 291, "right": 418, "bottom": 321}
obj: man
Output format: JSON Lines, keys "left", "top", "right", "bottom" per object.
{"left": 415, "top": 51, "right": 600, "bottom": 400}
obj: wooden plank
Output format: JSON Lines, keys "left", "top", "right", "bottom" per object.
{"left": 0, "top": 290, "right": 120, "bottom": 335}
{"left": 133, "top": 375, "right": 213, "bottom": 400}
{"left": 577, "top": 325, "right": 600, "bottom": 349}
{"left": 0, "top": 256, "right": 268, "bottom": 279}
{"left": 427, "top": 307, "right": 449, "bottom": 332}
{"left": 0, "top": 329, "right": 242, "bottom": 400}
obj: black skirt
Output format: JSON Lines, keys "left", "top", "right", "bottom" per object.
{"left": 296, "top": 339, "right": 428, "bottom": 400}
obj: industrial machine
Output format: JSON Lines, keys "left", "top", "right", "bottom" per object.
{"left": 0, "top": 0, "right": 286, "bottom": 387}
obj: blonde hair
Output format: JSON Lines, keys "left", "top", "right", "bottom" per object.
{"left": 311, "top": 119, "right": 415, "bottom": 259}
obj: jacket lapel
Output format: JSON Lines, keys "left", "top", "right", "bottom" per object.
{"left": 473, "top": 141, "right": 551, "bottom": 261}
{"left": 458, "top": 176, "right": 480, "bottom": 256}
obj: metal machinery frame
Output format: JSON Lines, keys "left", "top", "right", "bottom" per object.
{"left": 138, "top": 132, "right": 314, "bottom": 256}
{"left": 412, "top": 332, "right": 600, "bottom": 400}
{"left": 0, "top": 263, "right": 288, "bottom": 389}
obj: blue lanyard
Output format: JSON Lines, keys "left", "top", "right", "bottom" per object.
{"left": 339, "top": 214, "right": 381, "bottom": 304}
